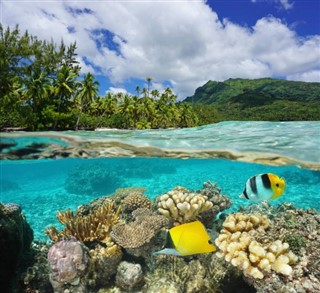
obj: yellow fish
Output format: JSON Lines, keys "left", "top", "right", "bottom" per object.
{"left": 153, "top": 220, "right": 216, "bottom": 256}
{"left": 240, "top": 173, "right": 286, "bottom": 201}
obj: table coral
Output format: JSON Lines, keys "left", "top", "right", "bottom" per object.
{"left": 111, "top": 208, "right": 169, "bottom": 256}
{"left": 215, "top": 212, "right": 298, "bottom": 279}
{"left": 156, "top": 186, "right": 214, "bottom": 224}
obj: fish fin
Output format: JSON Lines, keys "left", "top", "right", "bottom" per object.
{"left": 239, "top": 193, "right": 246, "bottom": 199}
{"left": 152, "top": 248, "right": 181, "bottom": 256}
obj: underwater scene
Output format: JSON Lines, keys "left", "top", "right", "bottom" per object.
{"left": 1, "top": 121, "right": 320, "bottom": 293}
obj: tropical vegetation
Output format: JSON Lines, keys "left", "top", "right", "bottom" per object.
{"left": 1, "top": 24, "right": 319, "bottom": 131}
{"left": 187, "top": 78, "right": 320, "bottom": 122}
{"left": 0, "top": 25, "right": 198, "bottom": 130}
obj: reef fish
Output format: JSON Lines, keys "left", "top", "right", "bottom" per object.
{"left": 240, "top": 173, "right": 286, "bottom": 201}
{"left": 153, "top": 220, "right": 216, "bottom": 256}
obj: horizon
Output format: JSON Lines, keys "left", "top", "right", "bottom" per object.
{"left": 1, "top": 0, "right": 319, "bottom": 99}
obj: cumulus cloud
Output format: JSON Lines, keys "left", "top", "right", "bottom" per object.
{"left": 2, "top": 0, "right": 319, "bottom": 98}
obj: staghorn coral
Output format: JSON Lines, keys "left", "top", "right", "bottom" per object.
{"left": 215, "top": 212, "right": 298, "bottom": 279}
{"left": 156, "top": 186, "right": 213, "bottom": 225}
{"left": 45, "top": 201, "right": 121, "bottom": 244}
{"left": 111, "top": 208, "right": 169, "bottom": 257}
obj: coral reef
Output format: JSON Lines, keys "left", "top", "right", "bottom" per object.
{"left": 238, "top": 202, "right": 320, "bottom": 293}
{"left": 156, "top": 183, "right": 231, "bottom": 226}
{"left": 64, "top": 162, "right": 123, "bottom": 196}
{"left": 144, "top": 253, "right": 250, "bottom": 293}
{"left": 121, "top": 191, "right": 152, "bottom": 213}
{"left": 87, "top": 243, "right": 123, "bottom": 288}
{"left": 111, "top": 208, "right": 169, "bottom": 257}
{"left": 156, "top": 186, "right": 214, "bottom": 225}
{"left": 115, "top": 261, "right": 144, "bottom": 291}
{"left": 47, "top": 238, "right": 89, "bottom": 293}
{"left": 0, "top": 203, "right": 33, "bottom": 292}
{"left": 45, "top": 201, "right": 121, "bottom": 244}
{"left": 215, "top": 212, "right": 298, "bottom": 279}
{"left": 197, "top": 181, "right": 232, "bottom": 226}
{"left": 20, "top": 241, "right": 53, "bottom": 293}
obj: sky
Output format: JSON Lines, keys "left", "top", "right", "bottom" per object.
{"left": 1, "top": 0, "right": 319, "bottom": 99}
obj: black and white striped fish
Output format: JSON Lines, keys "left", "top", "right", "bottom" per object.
{"left": 239, "top": 173, "right": 286, "bottom": 201}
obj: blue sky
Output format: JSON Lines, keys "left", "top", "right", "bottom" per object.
{"left": 1, "top": 0, "right": 319, "bottom": 99}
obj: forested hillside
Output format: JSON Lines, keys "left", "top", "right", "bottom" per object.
{"left": 186, "top": 78, "right": 320, "bottom": 122}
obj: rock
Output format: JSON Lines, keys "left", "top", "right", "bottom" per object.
{"left": 115, "top": 261, "right": 144, "bottom": 291}
{"left": 47, "top": 238, "right": 89, "bottom": 293}
{"left": 0, "top": 202, "right": 33, "bottom": 292}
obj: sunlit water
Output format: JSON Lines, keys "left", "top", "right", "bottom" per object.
{"left": 1, "top": 122, "right": 320, "bottom": 240}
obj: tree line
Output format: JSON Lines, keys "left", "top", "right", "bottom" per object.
{"left": 0, "top": 25, "right": 198, "bottom": 130}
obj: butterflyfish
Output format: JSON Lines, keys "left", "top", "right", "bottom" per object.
{"left": 239, "top": 173, "right": 286, "bottom": 201}
{"left": 152, "top": 220, "right": 216, "bottom": 256}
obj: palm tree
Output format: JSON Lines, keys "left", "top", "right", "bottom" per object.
{"left": 135, "top": 86, "right": 141, "bottom": 97}
{"left": 146, "top": 77, "right": 152, "bottom": 97}
{"left": 75, "top": 73, "right": 99, "bottom": 130}
{"left": 51, "top": 66, "right": 79, "bottom": 129}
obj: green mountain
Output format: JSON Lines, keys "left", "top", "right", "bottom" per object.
{"left": 185, "top": 78, "right": 320, "bottom": 122}
{"left": 185, "top": 78, "right": 320, "bottom": 105}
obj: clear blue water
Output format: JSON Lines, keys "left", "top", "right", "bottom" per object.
{"left": 1, "top": 122, "right": 320, "bottom": 240}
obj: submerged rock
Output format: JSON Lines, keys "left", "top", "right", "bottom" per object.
{"left": 0, "top": 203, "right": 33, "bottom": 292}
{"left": 115, "top": 261, "right": 144, "bottom": 291}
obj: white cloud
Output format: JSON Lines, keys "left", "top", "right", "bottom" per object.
{"left": 2, "top": 0, "right": 319, "bottom": 98}
{"left": 251, "top": 0, "right": 294, "bottom": 11}
{"left": 106, "top": 87, "right": 128, "bottom": 95}
{"left": 287, "top": 70, "right": 320, "bottom": 83}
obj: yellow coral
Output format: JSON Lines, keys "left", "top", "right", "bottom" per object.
{"left": 215, "top": 213, "right": 297, "bottom": 279}
{"left": 156, "top": 186, "right": 213, "bottom": 224}
{"left": 45, "top": 201, "right": 121, "bottom": 244}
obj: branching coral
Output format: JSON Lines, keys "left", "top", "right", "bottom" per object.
{"left": 215, "top": 212, "right": 298, "bottom": 279}
{"left": 45, "top": 201, "right": 121, "bottom": 244}
{"left": 111, "top": 208, "right": 169, "bottom": 251}
{"left": 156, "top": 186, "right": 213, "bottom": 225}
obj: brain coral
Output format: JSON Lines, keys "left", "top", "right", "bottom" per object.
{"left": 156, "top": 186, "right": 213, "bottom": 225}
{"left": 215, "top": 213, "right": 298, "bottom": 279}
{"left": 121, "top": 191, "right": 152, "bottom": 213}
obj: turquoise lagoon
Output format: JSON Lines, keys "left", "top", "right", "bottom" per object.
{"left": 1, "top": 121, "right": 320, "bottom": 240}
